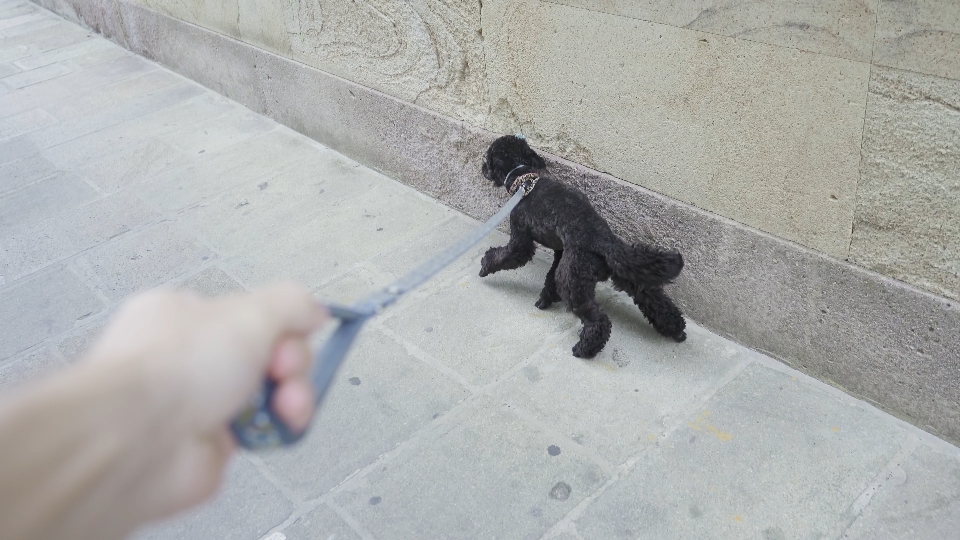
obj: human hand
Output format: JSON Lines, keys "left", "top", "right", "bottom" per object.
{"left": 79, "top": 283, "right": 327, "bottom": 526}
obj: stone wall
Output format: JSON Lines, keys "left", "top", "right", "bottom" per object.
{"left": 90, "top": 0, "right": 960, "bottom": 301}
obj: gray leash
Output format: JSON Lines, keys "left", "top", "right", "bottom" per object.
{"left": 232, "top": 176, "right": 537, "bottom": 450}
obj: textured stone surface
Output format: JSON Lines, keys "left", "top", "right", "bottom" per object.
{"left": 0, "top": 171, "right": 99, "bottom": 230}
{"left": 875, "top": 0, "right": 960, "bottom": 82}
{"left": 0, "top": 266, "right": 103, "bottom": 361}
{"left": 0, "top": 346, "right": 64, "bottom": 389}
{"left": 0, "top": 191, "right": 158, "bottom": 282}
{"left": 494, "top": 300, "right": 749, "bottom": 464}
{"left": 283, "top": 504, "right": 362, "bottom": 540}
{"left": 132, "top": 128, "right": 317, "bottom": 211}
{"left": 850, "top": 67, "right": 960, "bottom": 301}
{"left": 332, "top": 397, "right": 609, "bottom": 540}
{"left": 130, "top": 0, "right": 490, "bottom": 126}
{"left": 548, "top": 0, "right": 878, "bottom": 61}
{"left": 258, "top": 327, "right": 469, "bottom": 499}
{"left": 221, "top": 177, "right": 450, "bottom": 289}
{"left": 75, "top": 221, "right": 213, "bottom": 300}
{"left": 482, "top": 0, "right": 869, "bottom": 257}
{"left": 132, "top": 457, "right": 294, "bottom": 540}
{"left": 383, "top": 260, "right": 574, "bottom": 387}
{"left": 573, "top": 363, "right": 908, "bottom": 540}
{"left": 177, "top": 265, "right": 245, "bottom": 297}
{"left": 844, "top": 444, "right": 960, "bottom": 540}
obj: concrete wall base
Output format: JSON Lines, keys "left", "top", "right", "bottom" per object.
{"left": 34, "top": 0, "right": 960, "bottom": 445}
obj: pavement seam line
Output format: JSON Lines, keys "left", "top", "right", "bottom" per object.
{"left": 327, "top": 500, "right": 379, "bottom": 540}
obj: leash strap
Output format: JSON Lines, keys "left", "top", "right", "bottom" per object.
{"left": 232, "top": 181, "right": 533, "bottom": 449}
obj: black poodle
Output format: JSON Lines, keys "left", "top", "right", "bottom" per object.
{"left": 479, "top": 135, "right": 687, "bottom": 358}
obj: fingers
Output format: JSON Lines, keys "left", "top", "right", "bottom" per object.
{"left": 249, "top": 282, "right": 328, "bottom": 338}
{"left": 267, "top": 338, "right": 314, "bottom": 432}
{"left": 272, "top": 379, "right": 314, "bottom": 433}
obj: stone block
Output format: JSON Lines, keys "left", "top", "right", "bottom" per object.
{"left": 382, "top": 256, "right": 574, "bottom": 387}
{"left": 54, "top": 313, "right": 109, "bottom": 361}
{"left": 547, "top": 0, "right": 878, "bottom": 61}
{"left": 258, "top": 328, "right": 469, "bottom": 499}
{"left": 133, "top": 456, "right": 294, "bottom": 540}
{"left": 283, "top": 503, "right": 361, "bottom": 540}
{"left": 332, "top": 396, "right": 609, "bottom": 539}
{"left": 0, "top": 346, "right": 64, "bottom": 389}
{"left": 0, "top": 265, "right": 104, "bottom": 361}
{"left": 572, "top": 363, "right": 908, "bottom": 539}
{"left": 0, "top": 107, "right": 57, "bottom": 139}
{"left": 221, "top": 174, "right": 450, "bottom": 289}
{"left": 177, "top": 265, "right": 246, "bottom": 297}
{"left": 0, "top": 55, "right": 155, "bottom": 119}
{"left": 850, "top": 67, "right": 960, "bottom": 301}
{"left": 0, "top": 171, "right": 100, "bottom": 231}
{"left": 13, "top": 35, "right": 115, "bottom": 70}
{"left": 483, "top": 0, "right": 869, "bottom": 257}
{"left": 0, "top": 191, "right": 158, "bottom": 281}
{"left": 844, "top": 444, "right": 960, "bottom": 539}
{"left": 75, "top": 221, "right": 212, "bottom": 301}
{"left": 26, "top": 80, "right": 206, "bottom": 150}
{"left": 875, "top": 0, "right": 960, "bottom": 82}
{"left": 1, "top": 61, "right": 71, "bottom": 88}
{"left": 494, "top": 297, "right": 750, "bottom": 465}
{"left": 180, "top": 149, "right": 420, "bottom": 255}
{"left": 42, "top": 68, "right": 182, "bottom": 123}
{"left": 132, "top": 128, "right": 318, "bottom": 212}
{"left": 367, "top": 213, "right": 505, "bottom": 286}
{"left": 0, "top": 153, "right": 60, "bottom": 194}
{"left": 155, "top": 105, "right": 275, "bottom": 155}
{"left": 0, "top": 17, "right": 65, "bottom": 42}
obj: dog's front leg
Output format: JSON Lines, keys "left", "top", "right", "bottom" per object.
{"left": 479, "top": 231, "right": 536, "bottom": 277}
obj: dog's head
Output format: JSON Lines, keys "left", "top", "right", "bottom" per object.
{"left": 481, "top": 135, "right": 546, "bottom": 187}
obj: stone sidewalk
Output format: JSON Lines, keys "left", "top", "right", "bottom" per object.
{"left": 1, "top": 3, "right": 958, "bottom": 539}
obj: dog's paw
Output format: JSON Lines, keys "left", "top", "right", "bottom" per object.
{"left": 535, "top": 297, "right": 553, "bottom": 310}
{"left": 672, "top": 331, "right": 687, "bottom": 343}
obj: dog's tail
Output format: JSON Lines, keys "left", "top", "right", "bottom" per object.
{"left": 598, "top": 239, "right": 683, "bottom": 287}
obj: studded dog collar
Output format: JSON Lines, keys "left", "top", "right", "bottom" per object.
{"left": 507, "top": 172, "right": 539, "bottom": 196}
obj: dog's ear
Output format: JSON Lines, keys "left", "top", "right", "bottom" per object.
{"left": 524, "top": 147, "right": 546, "bottom": 169}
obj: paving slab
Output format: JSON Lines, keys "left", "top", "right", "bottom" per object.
{"left": 0, "top": 345, "right": 64, "bottom": 390}
{"left": 283, "top": 503, "right": 363, "bottom": 540}
{"left": 133, "top": 456, "right": 295, "bottom": 540}
{"left": 493, "top": 297, "right": 749, "bottom": 465}
{"left": 74, "top": 221, "right": 214, "bottom": 301}
{"left": 0, "top": 191, "right": 159, "bottom": 281}
{"left": 571, "top": 363, "right": 910, "bottom": 540}
{"left": 843, "top": 444, "right": 960, "bottom": 540}
{"left": 258, "top": 327, "right": 470, "bottom": 500}
{"left": 332, "top": 395, "right": 610, "bottom": 540}
{"left": 0, "top": 265, "right": 104, "bottom": 362}
{"left": 0, "top": 170, "right": 100, "bottom": 229}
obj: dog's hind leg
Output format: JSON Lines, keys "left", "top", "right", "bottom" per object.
{"left": 536, "top": 250, "right": 563, "bottom": 309}
{"left": 558, "top": 250, "right": 612, "bottom": 358}
{"left": 612, "top": 276, "right": 686, "bottom": 342}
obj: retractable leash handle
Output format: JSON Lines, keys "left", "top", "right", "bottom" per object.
{"left": 231, "top": 178, "right": 536, "bottom": 451}
{"left": 230, "top": 303, "right": 370, "bottom": 449}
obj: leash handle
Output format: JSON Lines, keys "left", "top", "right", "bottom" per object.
{"left": 231, "top": 304, "right": 369, "bottom": 450}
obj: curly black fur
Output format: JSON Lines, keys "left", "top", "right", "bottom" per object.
{"left": 479, "top": 135, "right": 687, "bottom": 358}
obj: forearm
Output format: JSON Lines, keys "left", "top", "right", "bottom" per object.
{"left": 0, "top": 360, "right": 163, "bottom": 540}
